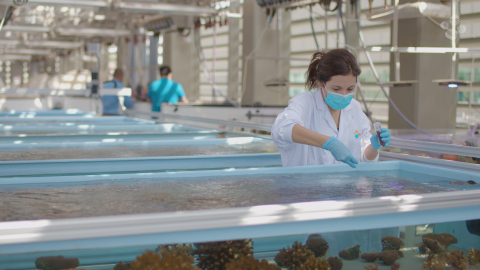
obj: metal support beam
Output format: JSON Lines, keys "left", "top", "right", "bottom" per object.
{"left": 0, "top": 0, "right": 107, "bottom": 7}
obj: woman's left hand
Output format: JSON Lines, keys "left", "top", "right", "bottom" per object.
{"left": 370, "top": 127, "right": 391, "bottom": 150}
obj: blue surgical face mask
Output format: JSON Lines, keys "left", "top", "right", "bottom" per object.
{"left": 322, "top": 83, "right": 355, "bottom": 110}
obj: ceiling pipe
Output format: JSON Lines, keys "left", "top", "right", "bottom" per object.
{"left": 0, "top": 0, "right": 108, "bottom": 8}
{"left": 2, "top": 25, "right": 50, "bottom": 32}
{"left": 0, "top": 0, "right": 217, "bottom": 16}
{"left": 3, "top": 48, "right": 51, "bottom": 55}
{"left": 0, "top": 40, "right": 20, "bottom": 46}
{"left": 57, "top": 27, "right": 131, "bottom": 37}
{"left": 24, "top": 40, "right": 84, "bottom": 48}
{"left": 117, "top": 2, "right": 217, "bottom": 16}
{"left": 0, "top": 54, "right": 32, "bottom": 61}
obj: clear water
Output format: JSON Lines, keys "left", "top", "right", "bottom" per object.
{"left": 1, "top": 221, "right": 480, "bottom": 270}
{"left": 1, "top": 170, "right": 478, "bottom": 222}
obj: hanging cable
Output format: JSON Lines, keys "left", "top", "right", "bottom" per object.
{"left": 194, "top": 27, "right": 238, "bottom": 107}
{"left": 309, "top": 5, "right": 320, "bottom": 51}
{"left": 354, "top": 2, "right": 431, "bottom": 134}
{"left": 0, "top": 6, "right": 13, "bottom": 33}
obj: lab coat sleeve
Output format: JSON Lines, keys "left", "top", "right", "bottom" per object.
{"left": 360, "top": 113, "right": 379, "bottom": 162}
{"left": 271, "top": 96, "right": 306, "bottom": 150}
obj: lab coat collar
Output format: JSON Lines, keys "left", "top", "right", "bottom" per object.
{"left": 313, "top": 89, "right": 353, "bottom": 112}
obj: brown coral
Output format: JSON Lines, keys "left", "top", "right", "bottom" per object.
{"left": 445, "top": 250, "right": 468, "bottom": 270}
{"left": 35, "top": 256, "right": 80, "bottom": 270}
{"left": 156, "top": 243, "right": 194, "bottom": 257}
{"left": 468, "top": 248, "right": 480, "bottom": 265}
{"left": 361, "top": 252, "right": 380, "bottom": 262}
{"left": 380, "top": 250, "right": 399, "bottom": 266}
{"left": 338, "top": 245, "right": 361, "bottom": 260}
{"left": 131, "top": 249, "right": 199, "bottom": 270}
{"left": 363, "top": 260, "right": 379, "bottom": 270}
{"left": 225, "top": 256, "right": 280, "bottom": 270}
{"left": 274, "top": 241, "right": 315, "bottom": 270}
{"left": 193, "top": 239, "right": 253, "bottom": 270}
{"left": 423, "top": 253, "right": 447, "bottom": 270}
{"left": 296, "top": 257, "right": 330, "bottom": 270}
{"left": 305, "top": 234, "right": 329, "bottom": 257}
{"left": 381, "top": 236, "right": 404, "bottom": 251}
{"left": 422, "top": 233, "right": 458, "bottom": 254}
{"left": 390, "top": 262, "right": 400, "bottom": 270}
{"left": 327, "top": 256, "right": 343, "bottom": 270}
{"left": 114, "top": 261, "right": 132, "bottom": 270}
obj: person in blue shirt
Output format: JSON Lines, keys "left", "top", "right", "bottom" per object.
{"left": 147, "top": 65, "right": 188, "bottom": 112}
{"left": 101, "top": 69, "right": 134, "bottom": 116}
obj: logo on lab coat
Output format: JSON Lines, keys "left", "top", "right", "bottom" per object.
{"left": 354, "top": 130, "right": 361, "bottom": 138}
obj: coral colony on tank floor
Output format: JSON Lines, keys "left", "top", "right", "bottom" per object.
{"left": 29, "top": 232, "right": 480, "bottom": 270}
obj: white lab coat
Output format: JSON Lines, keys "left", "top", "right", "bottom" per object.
{"left": 271, "top": 90, "right": 378, "bottom": 166}
{"left": 272, "top": 90, "right": 395, "bottom": 252}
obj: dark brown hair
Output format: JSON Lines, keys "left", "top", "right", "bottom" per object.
{"left": 305, "top": 49, "right": 361, "bottom": 90}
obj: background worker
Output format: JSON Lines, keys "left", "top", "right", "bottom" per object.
{"left": 147, "top": 65, "right": 188, "bottom": 113}
{"left": 101, "top": 68, "right": 134, "bottom": 116}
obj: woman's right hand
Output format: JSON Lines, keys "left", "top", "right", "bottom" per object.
{"left": 322, "top": 137, "right": 359, "bottom": 168}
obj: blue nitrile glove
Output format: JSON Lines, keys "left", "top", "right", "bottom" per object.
{"left": 370, "top": 127, "right": 391, "bottom": 150}
{"left": 322, "top": 136, "right": 359, "bottom": 168}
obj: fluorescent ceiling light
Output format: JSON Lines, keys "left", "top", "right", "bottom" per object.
{"left": 57, "top": 28, "right": 131, "bottom": 37}
{"left": 433, "top": 79, "right": 471, "bottom": 87}
{"left": 2, "top": 25, "right": 50, "bottom": 33}
{"left": 24, "top": 40, "right": 84, "bottom": 48}
{"left": 93, "top": 14, "right": 106, "bottom": 21}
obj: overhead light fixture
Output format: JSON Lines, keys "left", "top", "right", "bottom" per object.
{"left": 4, "top": 48, "right": 51, "bottom": 55}
{"left": 24, "top": 40, "right": 84, "bottom": 48}
{"left": 433, "top": 79, "right": 471, "bottom": 88}
{"left": 118, "top": 2, "right": 217, "bottom": 16}
{"left": 57, "top": 28, "right": 131, "bottom": 37}
{"left": 2, "top": 25, "right": 50, "bottom": 33}
{"left": 93, "top": 14, "right": 106, "bottom": 21}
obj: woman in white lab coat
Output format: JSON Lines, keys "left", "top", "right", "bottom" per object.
{"left": 271, "top": 49, "right": 391, "bottom": 168}
{"left": 272, "top": 49, "right": 396, "bottom": 255}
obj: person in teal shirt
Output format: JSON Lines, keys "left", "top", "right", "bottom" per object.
{"left": 101, "top": 69, "right": 134, "bottom": 116}
{"left": 147, "top": 65, "right": 188, "bottom": 112}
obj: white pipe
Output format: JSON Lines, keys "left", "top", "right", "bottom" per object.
{"left": 23, "top": 40, "right": 84, "bottom": 48}
{"left": 118, "top": 2, "right": 217, "bottom": 16}
{"left": 4, "top": 48, "right": 51, "bottom": 55}
{"left": 3, "top": 25, "right": 50, "bottom": 32}
{"left": 0, "top": 0, "right": 108, "bottom": 7}
{"left": 57, "top": 28, "right": 131, "bottom": 37}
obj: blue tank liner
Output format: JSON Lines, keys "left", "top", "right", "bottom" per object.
{"left": 0, "top": 161, "right": 479, "bottom": 268}
{"left": 0, "top": 137, "right": 270, "bottom": 151}
{"left": 0, "top": 109, "right": 95, "bottom": 117}
{"left": 0, "top": 116, "right": 156, "bottom": 124}
{"left": 0, "top": 122, "right": 214, "bottom": 134}
{"left": 0, "top": 131, "right": 230, "bottom": 144}
{"left": 0, "top": 153, "right": 282, "bottom": 177}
